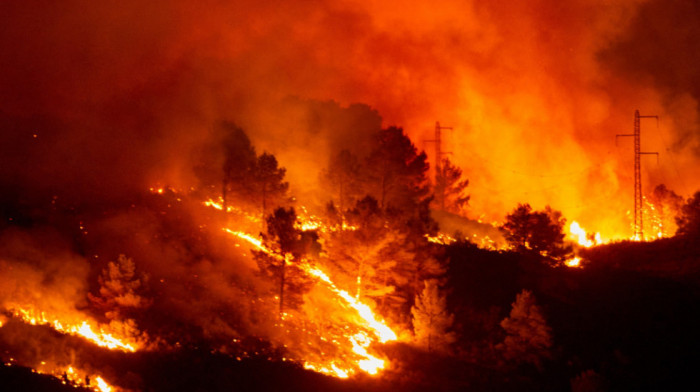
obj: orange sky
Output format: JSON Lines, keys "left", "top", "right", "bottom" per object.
{"left": 0, "top": 0, "right": 698, "bottom": 238}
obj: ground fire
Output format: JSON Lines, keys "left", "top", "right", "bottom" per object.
{"left": 1, "top": 0, "right": 700, "bottom": 390}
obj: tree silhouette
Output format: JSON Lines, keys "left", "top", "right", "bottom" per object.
{"left": 433, "top": 157, "right": 470, "bottom": 214}
{"left": 676, "top": 190, "right": 700, "bottom": 239}
{"left": 255, "top": 207, "right": 314, "bottom": 317}
{"left": 325, "top": 197, "right": 400, "bottom": 304}
{"left": 650, "top": 184, "right": 683, "bottom": 237}
{"left": 322, "top": 149, "right": 364, "bottom": 214}
{"left": 221, "top": 123, "right": 257, "bottom": 210}
{"left": 411, "top": 279, "right": 456, "bottom": 353}
{"left": 88, "top": 254, "right": 149, "bottom": 321}
{"left": 500, "top": 204, "right": 571, "bottom": 262}
{"left": 251, "top": 153, "right": 289, "bottom": 218}
{"left": 498, "top": 289, "right": 552, "bottom": 369}
{"left": 365, "top": 127, "right": 430, "bottom": 213}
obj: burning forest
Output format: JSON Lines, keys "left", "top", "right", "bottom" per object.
{"left": 1, "top": 0, "right": 700, "bottom": 391}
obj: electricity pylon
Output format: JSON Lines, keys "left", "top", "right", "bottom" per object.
{"left": 616, "top": 110, "right": 658, "bottom": 240}
{"left": 426, "top": 122, "right": 453, "bottom": 209}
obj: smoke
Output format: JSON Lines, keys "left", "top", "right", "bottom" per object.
{"left": 0, "top": 0, "right": 698, "bottom": 237}
{"left": 0, "top": 227, "right": 89, "bottom": 317}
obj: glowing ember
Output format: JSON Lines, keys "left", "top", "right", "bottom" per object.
{"left": 426, "top": 233, "right": 456, "bottom": 245}
{"left": 204, "top": 199, "right": 224, "bottom": 210}
{"left": 565, "top": 256, "right": 582, "bottom": 268}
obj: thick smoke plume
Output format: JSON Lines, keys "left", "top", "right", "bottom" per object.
{"left": 1, "top": 0, "right": 698, "bottom": 235}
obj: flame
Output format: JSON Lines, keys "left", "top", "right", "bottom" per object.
{"left": 7, "top": 306, "right": 140, "bottom": 352}
{"left": 95, "top": 376, "right": 113, "bottom": 392}
{"left": 569, "top": 221, "right": 603, "bottom": 247}
{"left": 224, "top": 226, "right": 396, "bottom": 377}
{"left": 301, "top": 264, "right": 397, "bottom": 343}
{"left": 3, "top": 360, "right": 118, "bottom": 392}
{"left": 564, "top": 256, "right": 582, "bottom": 268}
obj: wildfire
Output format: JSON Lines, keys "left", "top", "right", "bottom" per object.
{"left": 564, "top": 256, "right": 583, "bottom": 268}
{"left": 224, "top": 226, "right": 397, "bottom": 378}
{"left": 7, "top": 306, "right": 140, "bottom": 352}
{"left": 2, "top": 361, "right": 118, "bottom": 392}
{"left": 569, "top": 221, "right": 602, "bottom": 248}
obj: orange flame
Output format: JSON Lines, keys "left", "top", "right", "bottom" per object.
{"left": 224, "top": 227, "right": 397, "bottom": 377}
{"left": 7, "top": 306, "right": 140, "bottom": 352}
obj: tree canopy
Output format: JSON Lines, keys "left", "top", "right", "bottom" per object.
{"left": 500, "top": 204, "right": 571, "bottom": 262}
{"left": 365, "top": 126, "right": 430, "bottom": 213}
{"left": 676, "top": 191, "right": 700, "bottom": 239}
{"left": 433, "top": 157, "right": 470, "bottom": 215}
{"left": 411, "top": 279, "right": 456, "bottom": 353}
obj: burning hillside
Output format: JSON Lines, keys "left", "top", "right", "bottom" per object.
{"left": 1, "top": 0, "right": 700, "bottom": 390}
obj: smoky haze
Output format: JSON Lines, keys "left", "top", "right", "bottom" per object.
{"left": 0, "top": 0, "right": 698, "bottom": 237}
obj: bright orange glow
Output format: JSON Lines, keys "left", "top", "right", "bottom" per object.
{"left": 95, "top": 376, "right": 113, "bottom": 392}
{"left": 302, "top": 264, "right": 397, "bottom": 343}
{"left": 565, "top": 256, "right": 582, "bottom": 268}
{"left": 224, "top": 224, "right": 397, "bottom": 377}
{"left": 8, "top": 306, "right": 140, "bottom": 352}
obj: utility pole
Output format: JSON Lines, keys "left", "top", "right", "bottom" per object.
{"left": 425, "top": 122, "right": 453, "bottom": 209}
{"left": 616, "top": 110, "right": 658, "bottom": 240}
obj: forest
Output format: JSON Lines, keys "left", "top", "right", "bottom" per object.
{"left": 1, "top": 102, "right": 699, "bottom": 391}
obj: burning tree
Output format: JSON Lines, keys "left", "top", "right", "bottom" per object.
{"left": 649, "top": 184, "right": 683, "bottom": 237}
{"left": 500, "top": 204, "right": 572, "bottom": 262}
{"left": 411, "top": 279, "right": 455, "bottom": 353}
{"left": 326, "top": 197, "right": 402, "bottom": 304}
{"left": 255, "top": 207, "right": 315, "bottom": 317}
{"left": 498, "top": 289, "right": 552, "bottom": 369}
{"left": 433, "top": 157, "right": 470, "bottom": 214}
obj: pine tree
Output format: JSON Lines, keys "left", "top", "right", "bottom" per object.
{"left": 322, "top": 149, "right": 364, "bottom": 214}
{"left": 498, "top": 289, "right": 553, "bottom": 368}
{"left": 325, "top": 197, "right": 399, "bottom": 303}
{"left": 411, "top": 279, "right": 456, "bottom": 353}
{"left": 221, "top": 123, "right": 257, "bottom": 210}
{"left": 254, "top": 207, "right": 314, "bottom": 317}
{"left": 251, "top": 152, "right": 289, "bottom": 217}
{"left": 433, "top": 157, "right": 470, "bottom": 214}
{"left": 88, "top": 254, "right": 149, "bottom": 321}
{"left": 500, "top": 204, "right": 572, "bottom": 262}
{"left": 676, "top": 191, "right": 700, "bottom": 238}
{"left": 365, "top": 127, "right": 430, "bottom": 213}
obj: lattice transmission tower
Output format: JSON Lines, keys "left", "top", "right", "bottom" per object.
{"left": 425, "top": 122, "right": 453, "bottom": 209}
{"left": 616, "top": 110, "right": 658, "bottom": 240}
